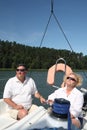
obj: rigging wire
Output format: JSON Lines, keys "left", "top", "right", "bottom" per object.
{"left": 39, "top": 0, "right": 74, "bottom": 52}
{"left": 39, "top": 0, "right": 87, "bottom": 80}
{"left": 52, "top": 13, "right": 73, "bottom": 52}
{"left": 39, "top": 13, "right": 52, "bottom": 48}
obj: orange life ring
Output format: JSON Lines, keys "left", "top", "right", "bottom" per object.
{"left": 47, "top": 63, "right": 73, "bottom": 85}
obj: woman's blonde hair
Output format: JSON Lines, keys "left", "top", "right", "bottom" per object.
{"left": 63, "top": 72, "right": 83, "bottom": 87}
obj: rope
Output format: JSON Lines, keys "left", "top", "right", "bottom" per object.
{"left": 40, "top": 0, "right": 73, "bottom": 53}
{"left": 39, "top": 13, "right": 52, "bottom": 48}
{"left": 52, "top": 12, "right": 73, "bottom": 52}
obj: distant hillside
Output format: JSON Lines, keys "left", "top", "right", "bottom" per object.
{"left": 0, "top": 40, "right": 87, "bottom": 70}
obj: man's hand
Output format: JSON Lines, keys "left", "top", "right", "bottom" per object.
{"left": 39, "top": 96, "right": 46, "bottom": 104}
{"left": 14, "top": 104, "right": 24, "bottom": 110}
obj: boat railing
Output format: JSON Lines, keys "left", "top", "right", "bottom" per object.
{"left": 55, "top": 57, "right": 66, "bottom": 77}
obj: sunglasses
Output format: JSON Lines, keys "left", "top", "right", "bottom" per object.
{"left": 67, "top": 77, "right": 77, "bottom": 82}
{"left": 16, "top": 69, "right": 25, "bottom": 72}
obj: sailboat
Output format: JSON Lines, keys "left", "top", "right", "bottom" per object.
{"left": 0, "top": 0, "right": 87, "bottom": 130}
{"left": 0, "top": 57, "right": 87, "bottom": 130}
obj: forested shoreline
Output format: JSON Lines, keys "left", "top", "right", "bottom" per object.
{"left": 0, "top": 40, "right": 87, "bottom": 70}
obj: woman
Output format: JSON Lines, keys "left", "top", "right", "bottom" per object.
{"left": 48, "top": 72, "right": 84, "bottom": 129}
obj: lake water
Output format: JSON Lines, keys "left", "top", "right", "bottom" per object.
{"left": 0, "top": 70, "right": 87, "bottom": 107}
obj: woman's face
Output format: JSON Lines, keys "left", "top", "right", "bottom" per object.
{"left": 66, "top": 74, "right": 77, "bottom": 88}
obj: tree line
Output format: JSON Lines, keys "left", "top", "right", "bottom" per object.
{"left": 0, "top": 40, "right": 87, "bottom": 70}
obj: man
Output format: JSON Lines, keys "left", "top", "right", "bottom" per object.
{"left": 3, "top": 64, "right": 46, "bottom": 120}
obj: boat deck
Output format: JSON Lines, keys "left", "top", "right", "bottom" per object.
{"left": 0, "top": 99, "right": 87, "bottom": 130}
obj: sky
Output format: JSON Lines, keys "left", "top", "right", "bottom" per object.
{"left": 0, "top": 0, "right": 87, "bottom": 55}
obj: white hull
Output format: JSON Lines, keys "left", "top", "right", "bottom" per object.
{"left": 0, "top": 99, "right": 87, "bottom": 130}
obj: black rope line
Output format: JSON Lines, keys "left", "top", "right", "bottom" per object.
{"left": 39, "top": 13, "right": 52, "bottom": 48}
{"left": 40, "top": 0, "right": 74, "bottom": 52}
{"left": 53, "top": 12, "right": 73, "bottom": 52}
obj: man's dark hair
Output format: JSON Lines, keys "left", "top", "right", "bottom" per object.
{"left": 16, "top": 63, "right": 28, "bottom": 70}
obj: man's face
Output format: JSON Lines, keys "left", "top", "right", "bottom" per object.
{"left": 16, "top": 66, "right": 27, "bottom": 80}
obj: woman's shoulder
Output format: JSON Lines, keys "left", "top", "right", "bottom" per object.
{"left": 55, "top": 87, "right": 65, "bottom": 92}
{"left": 74, "top": 87, "right": 83, "bottom": 96}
